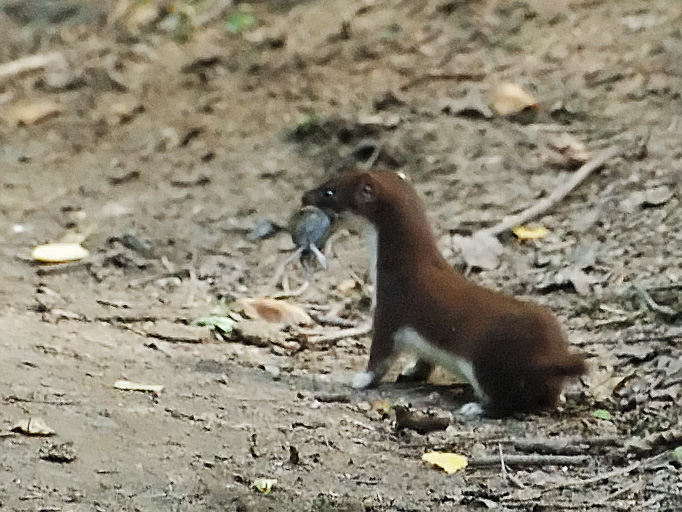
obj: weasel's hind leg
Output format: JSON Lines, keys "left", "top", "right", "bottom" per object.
{"left": 471, "top": 315, "right": 572, "bottom": 416}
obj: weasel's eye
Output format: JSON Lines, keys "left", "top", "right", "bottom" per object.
{"left": 324, "top": 189, "right": 335, "bottom": 198}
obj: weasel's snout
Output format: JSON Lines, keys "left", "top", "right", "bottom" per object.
{"left": 301, "top": 189, "right": 316, "bottom": 207}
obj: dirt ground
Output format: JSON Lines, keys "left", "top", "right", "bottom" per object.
{"left": 1, "top": 0, "right": 682, "bottom": 510}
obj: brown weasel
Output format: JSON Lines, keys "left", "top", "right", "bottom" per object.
{"left": 302, "top": 171, "right": 586, "bottom": 417}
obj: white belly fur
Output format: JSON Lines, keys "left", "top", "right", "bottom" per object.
{"left": 393, "top": 326, "right": 486, "bottom": 401}
{"left": 363, "top": 223, "right": 378, "bottom": 309}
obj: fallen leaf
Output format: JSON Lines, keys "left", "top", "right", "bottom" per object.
{"left": 252, "top": 478, "right": 277, "bottom": 494}
{"left": 195, "top": 316, "right": 236, "bottom": 334}
{"left": 230, "top": 319, "right": 300, "bottom": 353}
{"left": 588, "top": 368, "right": 627, "bottom": 402}
{"left": 39, "top": 441, "right": 76, "bottom": 463}
{"left": 440, "top": 89, "right": 493, "bottom": 119}
{"left": 226, "top": 12, "right": 257, "bottom": 33}
{"left": 565, "top": 268, "right": 596, "bottom": 296}
{"left": 642, "top": 186, "right": 673, "bottom": 207}
{"left": 114, "top": 380, "right": 164, "bottom": 394}
{"left": 671, "top": 446, "right": 682, "bottom": 463}
{"left": 615, "top": 344, "right": 655, "bottom": 361}
{"left": 125, "top": 2, "right": 161, "bottom": 33}
{"left": 12, "top": 417, "right": 56, "bottom": 436}
{"left": 32, "top": 242, "right": 89, "bottom": 263}
{"left": 544, "top": 133, "right": 591, "bottom": 167}
{"left": 452, "top": 232, "right": 504, "bottom": 270}
{"left": 3, "top": 99, "right": 63, "bottom": 126}
{"left": 593, "top": 409, "right": 613, "bottom": 421}
{"left": 337, "top": 278, "right": 359, "bottom": 294}
{"left": 489, "top": 83, "right": 538, "bottom": 117}
{"left": 235, "top": 298, "right": 312, "bottom": 325}
{"left": 513, "top": 225, "right": 549, "bottom": 240}
{"left": 422, "top": 451, "right": 468, "bottom": 474}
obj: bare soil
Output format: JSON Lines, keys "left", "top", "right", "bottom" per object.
{"left": 1, "top": 1, "right": 681, "bottom": 510}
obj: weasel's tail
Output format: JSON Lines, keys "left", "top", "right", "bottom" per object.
{"left": 542, "top": 353, "right": 587, "bottom": 378}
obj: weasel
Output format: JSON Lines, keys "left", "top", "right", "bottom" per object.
{"left": 302, "top": 171, "right": 586, "bottom": 417}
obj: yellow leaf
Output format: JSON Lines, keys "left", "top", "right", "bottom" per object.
{"left": 31, "top": 242, "right": 89, "bottom": 263}
{"left": 512, "top": 225, "right": 549, "bottom": 240}
{"left": 489, "top": 83, "right": 538, "bottom": 116}
{"left": 422, "top": 451, "right": 468, "bottom": 474}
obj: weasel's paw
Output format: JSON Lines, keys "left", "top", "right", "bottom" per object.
{"left": 459, "top": 402, "right": 484, "bottom": 419}
{"left": 352, "top": 371, "right": 375, "bottom": 389}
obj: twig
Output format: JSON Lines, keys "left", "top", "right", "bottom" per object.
{"left": 478, "top": 146, "right": 620, "bottom": 237}
{"left": 544, "top": 453, "right": 667, "bottom": 490}
{"left": 512, "top": 435, "right": 623, "bottom": 455}
{"left": 633, "top": 284, "right": 678, "bottom": 318}
{"left": 268, "top": 248, "right": 303, "bottom": 291}
{"left": 307, "top": 323, "right": 372, "bottom": 346}
{"left": 469, "top": 454, "right": 589, "bottom": 468}
{"left": 499, "top": 443, "right": 528, "bottom": 489}
{"left": 271, "top": 280, "right": 309, "bottom": 299}
{"left": 0, "top": 52, "right": 65, "bottom": 82}
{"left": 308, "top": 310, "right": 359, "bottom": 328}
{"left": 592, "top": 479, "right": 642, "bottom": 506}
{"left": 401, "top": 71, "right": 487, "bottom": 90}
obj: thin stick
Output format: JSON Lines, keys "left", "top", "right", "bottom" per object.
{"left": 308, "top": 310, "right": 359, "bottom": 328}
{"left": 268, "top": 248, "right": 303, "bottom": 291}
{"left": 0, "top": 52, "right": 65, "bottom": 82}
{"left": 478, "top": 146, "right": 620, "bottom": 237}
{"left": 307, "top": 323, "right": 372, "bottom": 345}
{"left": 469, "top": 454, "right": 589, "bottom": 468}
{"left": 498, "top": 443, "right": 527, "bottom": 488}
{"left": 271, "top": 280, "right": 309, "bottom": 299}
{"left": 546, "top": 460, "right": 641, "bottom": 490}
{"left": 544, "top": 452, "right": 667, "bottom": 491}
{"left": 633, "top": 283, "right": 678, "bottom": 318}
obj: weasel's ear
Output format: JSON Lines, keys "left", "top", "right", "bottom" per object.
{"left": 355, "top": 176, "right": 377, "bottom": 206}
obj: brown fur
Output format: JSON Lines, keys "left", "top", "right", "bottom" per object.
{"left": 302, "top": 171, "right": 586, "bottom": 416}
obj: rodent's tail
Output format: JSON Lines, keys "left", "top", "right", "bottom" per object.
{"left": 542, "top": 353, "right": 587, "bottom": 378}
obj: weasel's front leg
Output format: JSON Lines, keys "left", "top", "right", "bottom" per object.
{"left": 352, "top": 313, "right": 396, "bottom": 389}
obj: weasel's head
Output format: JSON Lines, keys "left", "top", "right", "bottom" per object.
{"left": 302, "top": 171, "right": 404, "bottom": 221}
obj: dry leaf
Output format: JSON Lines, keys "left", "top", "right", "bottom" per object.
{"left": 235, "top": 298, "right": 312, "bottom": 325}
{"left": 12, "top": 417, "right": 56, "bottom": 436}
{"left": 513, "top": 225, "right": 549, "bottom": 240}
{"left": 441, "top": 89, "right": 493, "bottom": 119}
{"left": 489, "top": 83, "right": 538, "bottom": 116}
{"left": 114, "top": 380, "right": 164, "bottom": 394}
{"left": 3, "top": 99, "right": 63, "bottom": 126}
{"left": 545, "top": 133, "right": 591, "bottom": 166}
{"left": 337, "top": 278, "right": 359, "bottom": 294}
{"left": 231, "top": 319, "right": 301, "bottom": 353}
{"left": 588, "top": 368, "right": 627, "bottom": 402}
{"left": 32, "top": 242, "right": 90, "bottom": 263}
{"left": 642, "top": 186, "right": 673, "bottom": 207}
{"left": 422, "top": 451, "right": 468, "bottom": 474}
{"left": 252, "top": 478, "right": 277, "bottom": 494}
{"left": 452, "top": 232, "right": 504, "bottom": 270}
